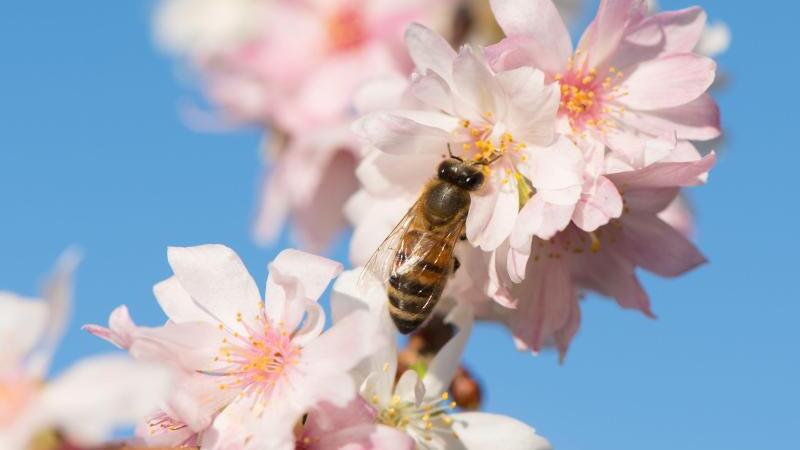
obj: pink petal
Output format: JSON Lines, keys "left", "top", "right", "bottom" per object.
{"left": 553, "top": 299, "right": 581, "bottom": 362}
{"left": 577, "top": 0, "right": 647, "bottom": 68}
{"left": 573, "top": 176, "right": 624, "bottom": 232}
{"left": 651, "top": 7, "right": 707, "bottom": 54}
{"left": 608, "top": 152, "right": 716, "bottom": 189}
{"left": 82, "top": 305, "right": 137, "bottom": 350}
{"left": 166, "top": 245, "right": 262, "bottom": 334}
{"left": 619, "top": 53, "right": 716, "bottom": 111}
{"left": 623, "top": 187, "right": 680, "bottom": 213}
{"left": 486, "top": 35, "right": 566, "bottom": 75}
{"left": 622, "top": 93, "right": 721, "bottom": 141}
{"left": 489, "top": 0, "right": 572, "bottom": 69}
{"left": 510, "top": 254, "right": 576, "bottom": 353}
{"left": 305, "top": 398, "right": 377, "bottom": 436}
{"left": 621, "top": 211, "right": 707, "bottom": 277}
{"left": 451, "top": 47, "right": 504, "bottom": 121}
{"left": 570, "top": 245, "right": 653, "bottom": 316}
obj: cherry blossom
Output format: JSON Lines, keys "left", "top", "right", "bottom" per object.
{"left": 0, "top": 251, "right": 171, "bottom": 450}
{"left": 487, "top": 0, "right": 720, "bottom": 170}
{"left": 354, "top": 23, "right": 583, "bottom": 252}
{"left": 498, "top": 153, "right": 716, "bottom": 356}
{"left": 85, "top": 245, "right": 385, "bottom": 449}
{"left": 329, "top": 269, "right": 552, "bottom": 450}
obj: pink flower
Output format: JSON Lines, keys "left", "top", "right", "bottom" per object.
{"left": 208, "top": 0, "right": 454, "bottom": 130}
{"left": 86, "top": 245, "right": 385, "bottom": 449}
{"left": 497, "top": 153, "right": 716, "bottom": 356}
{"left": 355, "top": 23, "right": 583, "bottom": 252}
{"left": 0, "top": 251, "right": 172, "bottom": 450}
{"left": 487, "top": 0, "right": 720, "bottom": 169}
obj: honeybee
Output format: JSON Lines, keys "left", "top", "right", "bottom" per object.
{"left": 361, "top": 146, "right": 497, "bottom": 334}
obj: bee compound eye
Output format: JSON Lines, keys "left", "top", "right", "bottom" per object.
{"left": 463, "top": 171, "right": 484, "bottom": 190}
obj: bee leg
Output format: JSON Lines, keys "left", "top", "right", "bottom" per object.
{"left": 459, "top": 233, "right": 467, "bottom": 241}
{"left": 452, "top": 257, "right": 461, "bottom": 274}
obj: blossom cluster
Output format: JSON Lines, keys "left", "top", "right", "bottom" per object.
{"left": 1, "top": 0, "right": 728, "bottom": 449}
{"left": 351, "top": 0, "right": 721, "bottom": 356}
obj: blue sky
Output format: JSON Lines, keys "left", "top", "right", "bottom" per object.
{"left": 0, "top": 1, "right": 796, "bottom": 449}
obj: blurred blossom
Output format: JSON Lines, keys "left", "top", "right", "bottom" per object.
{"left": 658, "top": 195, "right": 695, "bottom": 239}
{"left": 85, "top": 245, "right": 384, "bottom": 449}
{"left": 349, "top": 0, "right": 720, "bottom": 358}
{"left": 155, "top": 0, "right": 267, "bottom": 62}
{"left": 155, "top": 0, "right": 458, "bottom": 251}
{"left": 329, "top": 270, "right": 552, "bottom": 450}
{"left": 0, "top": 251, "right": 171, "bottom": 450}
{"left": 646, "top": 0, "right": 730, "bottom": 58}
{"left": 696, "top": 21, "right": 731, "bottom": 58}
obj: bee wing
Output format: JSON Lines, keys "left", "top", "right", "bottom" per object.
{"left": 393, "top": 218, "right": 465, "bottom": 313}
{"left": 357, "top": 199, "right": 422, "bottom": 295}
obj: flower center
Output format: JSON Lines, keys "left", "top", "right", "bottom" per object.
{"left": 207, "top": 311, "right": 300, "bottom": 406}
{"left": 555, "top": 54, "right": 627, "bottom": 133}
{"left": 374, "top": 392, "right": 457, "bottom": 443}
{"left": 327, "top": 8, "right": 366, "bottom": 52}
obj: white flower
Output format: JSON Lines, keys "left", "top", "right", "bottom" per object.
{"left": 330, "top": 269, "right": 552, "bottom": 450}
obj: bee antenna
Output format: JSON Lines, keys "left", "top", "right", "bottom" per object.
{"left": 477, "top": 152, "right": 502, "bottom": 166}
{"left": 447, "top": 143, "right": 464, "bottom": 162}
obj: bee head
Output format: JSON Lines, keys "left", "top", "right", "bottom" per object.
{"left": 438, "top": 158, "right": 484, "bottom": 191}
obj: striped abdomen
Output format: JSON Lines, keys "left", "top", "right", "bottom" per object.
{"left": 387, "top": 229, "right": 453, "bottom": 334}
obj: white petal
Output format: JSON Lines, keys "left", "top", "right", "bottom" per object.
{"left": 404, "top": 23, "right": 456, "bottom": 82}
{"left": 452, "top": 412, "right": 551, "bottom": 450}
{"left": 423, "top": 305, "right": 473, "bottom": 401}
{"left": 395, "top": 370, "right": 425, "bottom": 406}
{"left": 0, "top": 293, "right": 48, "bottom": 371}
{"left": 167, "top": 245, "right": 262, "bottom": 333}
{"left": 265, "top": 249, "right": 342, "bottom": 332}
{"left": 331, "top": 269, "right": 398, "bottom": 383}
{"left": 451, "top": 47, "right": 505, "bottom": 121}
{"left": 489, "top": 0, "right": 572, "bottom": 67}
{"left": 353, "top": 111, "right": 455, "bottom": 156}
{"left": 153, "top": 276, "right": 213, "bottom": 324}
